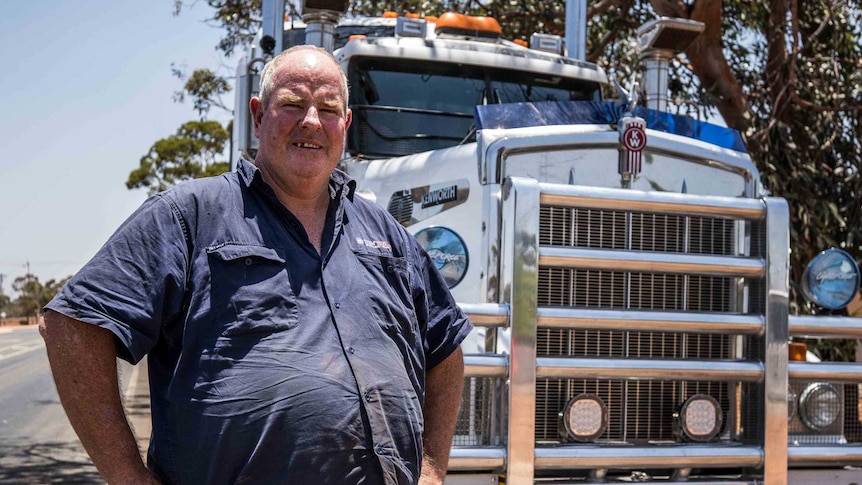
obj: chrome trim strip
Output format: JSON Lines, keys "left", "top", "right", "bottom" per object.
{"left": 459, "top": 302, "right": 509, "bottom": 328}
{"left": 763, "top": 198, "right": 789, "bottom": 485}
{"left": 787, "top": 445, "right": 862, "bottom": 467}
{"left": 538, "top": 247, "right": 765, "bottom": 278}
{"left": 536, "top": 357, "right": 763, "bottom": 382}
{"left": 538, "top": 183, "right": 766, "bottom": 220}
{"left": 448, "top": 446, "right": 507, "bottom": 471}
{"left": 788, "top": 362, "right": 862, "bottom": 382}
{"left": 482, "top": 129, "right": 759, "bottom": 188}
{"left": 538, "top": 307, "right": 764, "bottom": 335}
{"left": 534, "top": 445, "right": 763, "bottom": 469}
{"left": 789, "top": 315, "right": 862, "bottom": 339}
{"left": 463, "top": 355, "right": 508, "bottom": 378}
{"left": 502, "top": 177, "right": 540, "bottom": 483}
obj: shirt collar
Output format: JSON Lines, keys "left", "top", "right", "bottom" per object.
{"left": 236, "top": 156, "right": 356, "bottom": 201}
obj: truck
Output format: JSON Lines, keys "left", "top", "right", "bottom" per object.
{"left": 232, "top": 1, "right": 862, "bottom": 483}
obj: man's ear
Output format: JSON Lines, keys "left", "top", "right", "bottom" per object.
{"left": 250, "top": 97, "right": 263, "bottom": 137}
{"left": 345, "top": 108, "right": 353, "bottom": 130}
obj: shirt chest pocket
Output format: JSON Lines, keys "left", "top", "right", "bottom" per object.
{"left": 206, "top": 244, "right": 299, "bottom": 336}
{"left": 352, "top": 251, "right": 417, "bottom": 336}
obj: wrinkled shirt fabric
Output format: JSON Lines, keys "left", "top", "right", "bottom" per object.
{"left": 46, "top": 157, "right": 472, "bottom": 485}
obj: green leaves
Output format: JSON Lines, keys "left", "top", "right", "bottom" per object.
{"left": 127, "top": 120, "right": 230, "bottom": 195}
{"left": 10, "top": 274, "right": 70, "bottom": 319}
{"left": 173, "top": 67, "right": 233, "bottom": 117}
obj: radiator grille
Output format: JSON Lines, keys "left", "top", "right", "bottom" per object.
{"left": 536, "top": 205, "right": 741, "bottom": 443}
{"left": 454, "top": 376, "right": 504, "bottom": 446}
{"left": 540, "top": 207, "right": 737, "bottom": 255}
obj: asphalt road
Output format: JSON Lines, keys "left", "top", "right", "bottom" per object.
{"left": 0, "top": 325, "right": 147, "bottom": 484}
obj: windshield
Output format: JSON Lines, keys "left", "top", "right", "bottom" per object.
{"left": 347, "top": 57, "right": 601, "bottom": 158}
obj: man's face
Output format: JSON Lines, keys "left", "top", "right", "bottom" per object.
{"left": 251, "top": 49, "right": 352, "bottom": 185}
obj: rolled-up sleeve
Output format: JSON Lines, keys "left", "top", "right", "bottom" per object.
{"left": 45, "top": 194, "right": 189, "bottom": 364}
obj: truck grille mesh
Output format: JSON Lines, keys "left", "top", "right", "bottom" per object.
{"left": 454, "top": 377, "right": 504, "bottom": 446}
{"left": 536, "top": 206, "right": 738, "bottom": 443}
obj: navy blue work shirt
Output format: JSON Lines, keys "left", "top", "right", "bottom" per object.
{"left": 46, "top": 157, "right": 472, "bottom": 485}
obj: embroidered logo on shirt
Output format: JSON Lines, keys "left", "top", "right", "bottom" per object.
{"left": 356, "top": 238, "right": 392, "bottom": 252}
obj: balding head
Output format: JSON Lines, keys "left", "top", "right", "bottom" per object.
{"left": 258, "top": 45, "right": 349, "bottom": 113}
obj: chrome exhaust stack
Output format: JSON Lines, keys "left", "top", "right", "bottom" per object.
{"left": 637, "top": 17, "right": 704, "bottom": 112}
{"left": 302, "top": 0, "right": 350, "bottom": 52}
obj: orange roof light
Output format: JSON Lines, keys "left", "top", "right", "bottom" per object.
{"left": 435, "top": 12, "right": 502, "bottom": 39}
{"left": 425, "top": 16, "right": 438, "bottom": 23}
{"left": 349, "top": 34, "right": 367, "bottom": 41}
{"left": 513, "top": 39, "right": 528, "bottom": 47}
{"left": 789, "top": 342, "right": 807, "bottom": 362}
{"left": 383, "top": 11, "right": 398, "bottom": 18}
{"left": 405, "top": 12, "right": 420, "bottom": 18}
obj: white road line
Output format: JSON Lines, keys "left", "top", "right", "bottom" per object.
{"left": 0, "top": 341, "right": 44, "bottom": 361}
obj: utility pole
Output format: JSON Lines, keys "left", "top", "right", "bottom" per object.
{"left": 0, "top": 273, "right": 6, "bottom": 321}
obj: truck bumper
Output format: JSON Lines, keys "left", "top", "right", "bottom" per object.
{"left": 789, "top": 468, "right": 862, "bottom": 485}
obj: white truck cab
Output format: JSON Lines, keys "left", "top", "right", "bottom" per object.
{"left": 232, "top": 2, "right": 862, "bottom": 483}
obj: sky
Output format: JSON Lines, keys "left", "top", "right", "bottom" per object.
{"left": 0, "top": 1, "right": 231, "bottom": 297}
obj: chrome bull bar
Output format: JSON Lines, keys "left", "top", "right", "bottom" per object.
{"left": 451, "top": 177, "right": 862, "bottom": 484}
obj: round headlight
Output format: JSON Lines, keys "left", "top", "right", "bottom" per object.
{"left": 801, "top": 248, "right": 860, "bottom": 310}
{"left": 561, "top": 394, "right": 607, "bottom": 442}
{"left": 414, "top": 226, "right": 468, "bottom": 288}
{"left": 677, "top": 394, "right": 722, "bottom": 442}
{"left": 799, "top": 383, "right": 841, "bottom": 431}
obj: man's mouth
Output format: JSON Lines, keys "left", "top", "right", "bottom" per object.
{"left": 294, "top": 142, "right": 322, "bottom": 149}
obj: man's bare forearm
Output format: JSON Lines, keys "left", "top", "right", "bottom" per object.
{"left": 420, "top": 346, "right": 464, "bottom": 485}
{"left": 41, "top": 310, "right": 158, "bottom": 484}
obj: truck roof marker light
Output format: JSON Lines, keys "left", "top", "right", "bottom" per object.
{"left": 560, "top": 394, "right": 607, "bottom": 442}
{"left": 530, "top": 33, "right": 564, "bottom": 54}
{"left": 405, "top": 12, "right": 420, "bottom": 19}
{"left": 349, "top": 34, "right": 367, "bottom": 41}
{"left": 425, "top": 16, "right": 438, "bottom": 23}
{"left": 383, "top": 11, "right": 398, "bottom": 18}
{"left": 396, "top": 16, "right": 427, "bottom": 38}
{"left": 674, "top": 394, "right": 722, "bottom": 442}
{"left": 513, "top": 39, "right": 528, "bottom": 48}
{"left": 435, "top": 12, "right": 502, "bottom": 39}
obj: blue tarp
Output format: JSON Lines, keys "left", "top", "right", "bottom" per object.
{"left": 474, "top": 100, "right": 748, "bottom": 153}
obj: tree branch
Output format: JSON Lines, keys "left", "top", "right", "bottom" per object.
{"left": 766, "top": 0, "right": 792, "bottom": 123}
{"left": 647, "top": 0, "right": 689, "bottom": 19}
{"left": 587, "top": 0, "right": 634, "bottom": 63}
{"left": 790, "top": 92, "right": 862, "bottom": 113}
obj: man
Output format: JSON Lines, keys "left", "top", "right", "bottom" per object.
{"left": 41, "top": 45, "right": 472, "bottom": 485}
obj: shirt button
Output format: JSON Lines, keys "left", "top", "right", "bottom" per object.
{"left": 348, "top": 347, "right": 355, "bottom": 354}
{"left": 334, "top": 302, "right": 341, "bottom": 309}
{"left": 244, "top": 258, "right": 253, "bottom": 266}
{"left": 364, "top": 392, "right": 373, "bottom": 402}
{"left": 386, "top": 265, "right": 395, "bottom": 273}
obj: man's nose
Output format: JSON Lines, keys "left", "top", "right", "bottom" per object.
{"left": 299, "top": 106, "right": 321, "bottom": 128}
